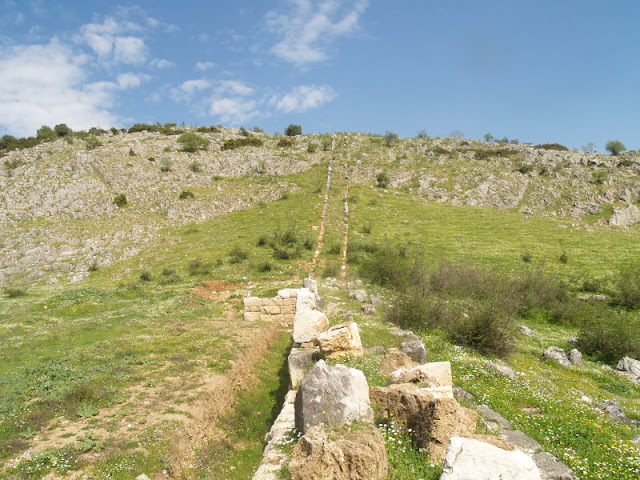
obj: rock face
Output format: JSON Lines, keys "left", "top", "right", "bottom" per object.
{"left": 295, "top": 360, "right": 373, "bottom": 434}
{"left": 610, "top": 204, "right": 640, "bottom": 227}
{"left": 542, "top": 347, "right": 571, "bottom": 368}
{"left": 440, "top": 437, "right": 541, "bottom": 480}
{"left": 289, "top": 424, "right": 387, "bottom": 480}
{"left": 617, "top": 356, "right": 640, "bottom": 383}
{"left": 370, "top": 383, "right": 440, "bottom": 424}
{"left": 400, "top": 339, "right": 427, "bottom": 364}
{"left": 378, "top": 348, "right": 416, "bottom": 376}
{"left": 389, "top": 361, "right": 453, "bottom": 387}
{"left": 293, "top": 310, "right": 329, "bottom": 343}
{"left": 316, "top": 321, "right": 363, "bottom": 358}
{"left": 533, "top": 452, "right": 577, "bottom": 479}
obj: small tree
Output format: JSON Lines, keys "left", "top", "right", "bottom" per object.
{"left": 384, "top": 131, "right": 398, "bottom": 147}
{"left": 581, "top": 142, "right": 596, "bottom": 153}
{"left": 605, "top": 140, "right": 626, "bottom": 156}
{"left": 37, "top": 125, "right": 57, "bottom": 141}
{"left": 416, "top": 129, "right": 429, "bottom": 139}
{"left": 177, "top": 132, "right": 210, "bottom": 152}
{"left": 449, "top": 130, "right": 464, "bottom": 139}
{"left": 285, "top": 124, "right": 302, "bottom": 136}
{"left": 484, "top": 133, "right": 494, "bottom": 142}
{"left": 54, "top": 123, "right": 72, "bottom": 137}
{"left": 376, "top": 172, "right": 390, "bottom": 188}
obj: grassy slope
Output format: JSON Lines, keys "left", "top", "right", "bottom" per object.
{"left": 2, "top": 132, "right": 640, "bottom": 479}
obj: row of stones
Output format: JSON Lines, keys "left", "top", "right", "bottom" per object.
{"left": 243, "top": 296, "right": 297, "bottom": 324}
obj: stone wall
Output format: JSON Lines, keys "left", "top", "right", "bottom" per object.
{"left": 243, "top": 294, "right": 297, "bottom": 325}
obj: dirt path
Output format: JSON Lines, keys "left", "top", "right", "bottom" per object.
{"left": 310, "top": 135, "right": 336, "bottom": 277}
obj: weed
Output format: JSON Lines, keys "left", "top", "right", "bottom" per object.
{"left": 4, "top": 286, "right": 27, "bottom": 298}
{"left": 129, "top": 148, "right": 136, "bottom": 156}
{"left": 559, "top": 252, "right": 568, "bottom": 264}
{"left": 179, "top": 190, "right": 195, "bottom": 200}
{"left": 140, "top": 271, "right": 152, "bottom": 282}
{"left": 113, "top": 193, "right": 127, "bottom": 207}
{"left": 521, "top": 251, "right": 533, "bottom": 262}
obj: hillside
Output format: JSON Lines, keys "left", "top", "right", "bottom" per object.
{"left": 1, "top": 127, "right": 639, "bottom": 480}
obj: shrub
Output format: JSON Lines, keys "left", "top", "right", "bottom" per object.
{"left": 88, "top": 261, "right": 99, "bottom": 272}
{"left": 162, "top": 268, "right": 175, "bottom": 276}
{"left": 449, "top": 130, "right": 464, "bottom": 139}
{"left": 452, "top": 302, "right": 514, "bottom": 356}
{"left": 321, "top": 263, "right": 339, "bottom": 278}
{"left": 4, "top": 286, "right": 27, "bottom": 298}
{"left": 195, "top": 126, "right": 219, "bottom": 133}
{"left": 591, "top": 170, "right": 608, "bottom": 185}
{"left": 285, "top": 124, "right": 302, "bottom": 136}
{"left": 416, "top": 129, "right": 429, "bottom": 139}
{"left": 322, "top": 136, "right": 332, "bottom": 151}
{"left": 605, "top": 140, "right": 626, "bottom": 156}
{"left": 222, "top": 137, "right": 263, "bottom": 150}
{"left": 277, "top": 137, "right": 294, "bottom": 147}
{"left": 54, "top": 123, "right": 72, "bottom": 137}
{"left": 177, "top": 132, "right": 210, "bottom": 152}
{"left": 520, "top": 251, "right": 532, "bottom": 262}
{"left": 559, "top": 252, "right": 568, "bottom": 264}
{"left": 110, "top": 127, "right": 119, "bottom": 135}
{"left": 376, "top": 172, "right": 390, "bottom": 188}
{"left": 189, "top": 162, "right": 202, "bottom": 172}
{"left": 89, "top": 127, "right": 107, "bottom": 136}
{"left": 113, "top": 194, "right": 127, "bottom": 208}
{"left": 160, "top": 159, "right": 172, "bottom": 172}
{"left": 384, "top": 131, "right": 399, "bottom": 147}
{"left": 615, "top": 265, "right": 640, "bottom": 308}
{"left": 128, "top": 148, "right": 136, "bottom": 157}
{"left": 257, "top": 261, "right": 273, "bottom": 273}
{"left": 85, "top": 136, "right": 102, "bottom": 150}
{"left": 139, "top": 271, "right": 152, "bottom": 282}
{"left": 579, "top": 309, "right": 640, "bottom": 362}
{"left": 179, "top": 190, "right": 195, "bottom": 200}
{"left": 37, "top": 125, "right": 57, "bottom": 141}
{"left": 239, "top": 127, "right": 250, "bottom": 137}
{"left": 228, "top": 246, "right": 249, "bottom": 264}
{"left": 361, "top": 222, "right": 372, "bottom": 234}
{"left": 517, "top": 164, "right": 534, "bottom": 175}
{"left": 307, "top": 143, "right": 318, "bottom": 153}
{"left": 252, "top": 126, "right": 264, "bottom": 133}
{"left": 188, "top": 259, "right": 210, "bottom": 275}
{"left": 534, "top": 143, "right": 569, "bottom": 151}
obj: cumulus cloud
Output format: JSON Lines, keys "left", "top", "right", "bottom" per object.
{"left": 215, "top": 80, "right": 254, "bottom": 96}
{"left": 195, "top": 61, "right": 215, "bottom": 71}
{"left": 117, "top": 72, "right": 150, "bottom": 89}
{"left": 209, "top": 97, "right": 258, "bottom": 124}
{"left": 0, "top": 41, "right": 117, "bottom": 136}
{"left": 149, "top": 58, "right": 175, "bottom": 69}
{"left": 77, "top": 16, "right": 148, "bottom": 65}
{"left": 271, "top": 85, "right": 336, "bottom": 113}
{"left": 170, "top": 78, "right": 212, "bottom": 102}
{"left": 266, "top": 0, "right": 368, "bottom": 66}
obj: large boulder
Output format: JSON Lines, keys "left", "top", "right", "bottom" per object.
{"left": 293, "top": 310, "right": 329, "bottom": 343}
{"left": 378, "top": 348, "right": 416, "bottom": 376}
{"left": 542, "top": 347, "right": 571, "bottom": 368}
{"left": 389, "top": 361, "right": 453, "bottom": 387}
{"left": 316, "top": 321, "right": 363, "bottom": 358}
{"left": 400, "top": 339, "right": 427, "bottom": 364}
{"left": 414, "top": 397, "right": 478, "bottom": 460}
{"left": 567, "top": 349, "right": 584, "bottom": 366}
{"left": 370, "top": 383, "right": 439, "bottom": 424}
{"left": 487, "top": 363, "right": 517, "bottom": 380}
{"left": 289, "top": 424, "right": 387, "bottom": 480}
{"left": 348, "top": 289, "right": 368, "bottom": 303}
{"left": 617, "top": 357, "right": 640, "bottom": 383}
{"left": 610, "top": 204, "right": 640, "bottom": 227}
{"left": 289, "top": 347, "right": 320, "bottom": 388}
{"left": 296, "top": 288, "right": 317, "bottom": 312}
{"left": 295, "top": 360, "right": 373, "bottom": 434}
{"left": 440, "top": 437, "right": 541, "bottom": 480}
{"left": 595, "top": 399, "right": 632, "bottom": 425}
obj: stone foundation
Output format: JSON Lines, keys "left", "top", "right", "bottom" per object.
{"left": 243, "top": 294, "right": 297, "bottom": 325}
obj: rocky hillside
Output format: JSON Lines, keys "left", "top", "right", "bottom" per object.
{"left": 1, "top": 128, "right": 639, "bottom": 284}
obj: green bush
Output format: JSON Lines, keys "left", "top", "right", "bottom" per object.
{"left": 139, "top": 271, "right": 152, "bottom": 282}
{"left": 277, "top": 137, "right": 294, "bottom": 147}
{"left": 284, "top": 124, "right": 302, "bottom": 136}
{"left": 84, "top": 136, "right": 102, "bottom": 150}
{"left": 384, "top": 131, "right": 398, "bottom": 147}
{"left": 179, "top": 190, "right": 195, "bottom": 200}
{"left": 257, "top": 261, "right": 273, "bottom": 273}
{"left": 189, "top": 162, "right": 202, "bottom": 172}
{"left": 195, "top": 126, "right": 219, "bottom": 133}
{"left": 376, "top": 172, "right": 390, "bottom": 188}
{"left": 228, "top": 246, "right": 249, "bottom": 264}
{"left": 128, "top": 148, "right": 136, "bottom": 157}
{"left": 605, "top": 140, "right": 626, "bottom": 156}
{"left": 160, "top": 159, "right": 172, "bottom": 172}
{"left": 54, "top": 123, "right": 72, "bottom": 137}
{"left": 579, "top": 309, "right": 640, "bottom": 362}
{"left": 4, "top": 286, "right": 27, "bottom": 298}
{"left": 37, "top": 125, "right": 57, "bottom": 141}
{"left": 534, "top": 143, "right": 569, "bottom": 151}
{"left": 307, "top": 143, "right": 318, "bottom": 153}
{"left": 416, "top": 129, "right": 429, "bottom": 139}
{"left": 188, "top": 259, "right": 210, "bottom": 275}
{"left": 322, "top": 136, "right": 332, "bottom": 151}
{"left": 615, "top": 265, "right": 640, "bottom": 308}
{"left": 222, "top": 137, "right": 263, "bottom": 150}
{"left": 113, "top": 194, "right": 127, "bottom": 208}
{"left": 177, "top": 132, "right": 210, "bottom": 152}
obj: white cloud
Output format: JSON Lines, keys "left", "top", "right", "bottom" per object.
{"left": 195, "top": 61, "right": 215, "bottom": 71}
{"left": 113, "top": 36, "right": 147, "bottom": 64}
{"left": 271, "top": 85, "right": 336, "bottom": 113}
{"left": 77, "top": 16, "right": 147, "bottom": 65}
{"left": 149, "top": 58, "right": 175, "bottom": 69}
{"left": 0, "top": 41, "right": 117, "bottom": 136}
{"left": 117, "top": 72, "right": 150, "bottom": 89}
{"left": 215, "top": 80, "right": 254, "bottom": 96}
{"left": 170, "top": 78, "right": 212, "bottom": 102}
{"left": 266, "top": 0, "right": 368, "bottom": 66}
{"left": 209, "top": 97, "right": 258, "bottom": 124}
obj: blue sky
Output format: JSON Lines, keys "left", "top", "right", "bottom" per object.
{"left": 0, "top": 0, "right": 638, "bottom": 151}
